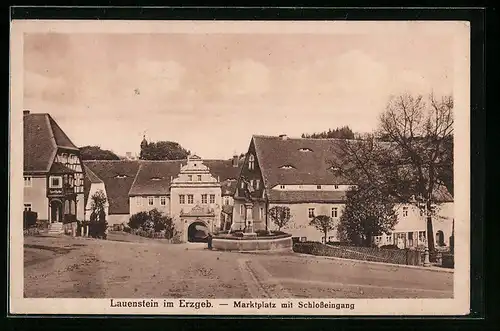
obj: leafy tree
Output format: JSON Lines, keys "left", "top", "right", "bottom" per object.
{"left": 139, "top": 139, "right": 190, "bottom": 160}
{"left": 80, "top": 145, "right": 120, "bottom": 160}
{"left": 89, "top": 190, "right": 108, "bottom": 238}
{"left": 302, "top": 126, "right": 356, "bottom": 139}
{"left": 330, "top": 92, "right": 453, "bottom": 254}
{"left": 148, "top": 208, "right": 174, "bottom": 237}
{"left": 128, "top": 211, "right": 149, "bottom": 229}
{"left": 268, "top": 206, "right": 291, "bottom": 231}
{"left": 338, "top": 185, "right": 398, "bottom": 246}
{"left": 309, "top": 215, "right": 336, "bottom": 244}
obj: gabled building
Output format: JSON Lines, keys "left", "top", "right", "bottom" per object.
{"left": 83, "top": 155, "right": 243, "bottom": 242}
{"left": 23, "top": 110, "right": 85, "bottom": 233}
{"left": 233, "top": 134, "right": 454, "bottom": 247}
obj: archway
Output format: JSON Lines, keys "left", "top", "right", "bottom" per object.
{"left": 50, "top": 200, "right": 63, "bottom": 223}
{"left": 436, "top": 230, "right": 445, "bottom": 246}
{"left": 187, "top": 221, "right": 209, "bottom": 243}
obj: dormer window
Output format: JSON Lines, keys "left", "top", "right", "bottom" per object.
{"left": 280, "top": 165, "right": 295, "bottom": 170}
{"left": 248, "top": 154, "right": 255, "bottom": 170}
{"left": 334, "top": 185, "right": 339, "bottom": 189}
{"left": 151, "top": 177, "right": 162, "bottom": 181}
{"left": 115, "top": 175, "right": 127, "bottom": 179}
{"left": 299, "top": 148, "right": 313, "bottom": 152}
{"left": 280, "top": 185, "right": 286, "bottom": 189}
{"left": 317, "top": 185, "right": 322, "bottom": 189}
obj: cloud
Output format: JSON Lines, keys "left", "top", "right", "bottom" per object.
{"left": 23, "top": 71, "right": 74, "bottom": 103}
{"left": 218, "top": 59, "right": 270, "bottom": 95}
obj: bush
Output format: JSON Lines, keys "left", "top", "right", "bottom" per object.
{"left": 327, "top": 241, "right": 351, "bottom": 246}
{"left": 129, "top": 211, "right": 149, "bottom": 229}
{"left": 23, "top": 211, "right": 38, "bottom": 229}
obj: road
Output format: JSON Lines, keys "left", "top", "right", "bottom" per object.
{"left": 24, "top": 232, "right": 453, "bottom": 299}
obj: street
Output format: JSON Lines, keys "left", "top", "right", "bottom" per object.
{"left": 24, "top": 233, "right": 453, "bottom": 299}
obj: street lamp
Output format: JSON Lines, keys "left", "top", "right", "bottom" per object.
{"left": 422, "top": 201, "right": 431, "bottom": 267}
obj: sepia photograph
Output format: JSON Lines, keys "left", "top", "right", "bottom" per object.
{"left": 9, "top": 19, "right": 471, "bottom": 315}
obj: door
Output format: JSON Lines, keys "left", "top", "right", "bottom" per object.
{"left": 50, "top": 200, "right": 62, "bottom": 223}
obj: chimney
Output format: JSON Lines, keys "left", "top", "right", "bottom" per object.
{"left": 279, "top": 134, "right": 288, "bottom": 140}
{"left": 232, "top": 155, "right": 238, "bottom": 167}
{"left": 23, "top": 110, "right": 30, "bottom": 116}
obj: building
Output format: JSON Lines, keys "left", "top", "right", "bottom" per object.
{"left": 83, "top": 155, "right": 242, "bottom": 242}
{"left": 23, "top": 110, "right": 85, "bottom": 234}
{"left": 233, "top": 134, "right": 454, "bottom": 247}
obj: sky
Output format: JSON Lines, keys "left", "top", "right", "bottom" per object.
{"left": 23, "top": 29, "right": 454, "bottom": 159}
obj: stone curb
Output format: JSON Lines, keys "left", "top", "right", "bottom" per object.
{"left": 295, "top": 253, "right": 454, "bottom": 273}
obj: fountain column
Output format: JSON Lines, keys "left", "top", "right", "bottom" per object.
{"left": 245, "top": 202, "right": 254, "bottom": 233}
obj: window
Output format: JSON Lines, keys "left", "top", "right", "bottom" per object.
{"left": 24, "top": 203, "right": 32, "bottom": 211}
{"left": 402, "top": 206, "right": 409, "bottom": 217}
{"left": 187, "top": 195, "right": 194, "bottom": 204}
{"left": 148, "top": 196, "right": 154, "bottom": 206}
{"left": 328, "top": 236, "right": 335, "bottom": 242}
{"left": 160, "top": 196, "right": 166, "bottom": 206}
{"left": 331, "top": 207, "right": 338, "bottom": 218}
{"left": 248, "top": 154, "right": 255, "bottom": 170}
{"left": 49, "top": 176, "right": 62, "bottom": 188}
{"left": 386, "top": 233, "right": 392, "bottom": 243}
{"left": 197, "top": 175, "right": 202, "bottom": 181}
{"left": 179, "top": 195, "right": 185, "bottom": 204}
{"left": 201, "top": 194, "right": 207, "bottom": 204}
{"left": 321, "top": 237, "right": 326, "bottom": 243}
{"left": 24, "top": 176, "right": 32, "bottom": 187}
{"left": 136, "top": 197, "right": 142, "bottom": 206}
{"left": 300, "top": 237, "right": 307, "bottom": 242}
{"left": 419, "top": 231, "right": 426, "bottom": 243}
{"left": 250, "top": 179, "right": 254, "bottom": 188}
{"left": 334, "top": 185, "right": 339, "bottom": 189}
{"left": 317, "top": 185, "right": 322, "bottom": 189}
{"left": 255, "top": 179, "right": 260, "bottom": 189}
{"left": 224, "top": 197, "right": 230, "bottom": 205}
{"left": 241, "top": 181, "right": 245, "bottom": 189}
{"left": 308, "top": 208, "right": 315, "bottom": 218}
{"left": 240, "top": 204, "right": 245, "bottom": 217}
{"left": 280, "top": 185, "right": 285, "bottom": 189}
{"left": 188, "top": 175, "right": 192, "bottom": 181}
{"left": 280, "top": 165, "right": 295, "bottom": 169}
{"left": 210, "top": 194, "right": 215, "bottom": 204}
{"left": 259, "top": 207, "right": 264, "bottom": 220}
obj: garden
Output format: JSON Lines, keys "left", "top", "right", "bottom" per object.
{"left": 123, "top": 209, "right": 181, "bottom": 243}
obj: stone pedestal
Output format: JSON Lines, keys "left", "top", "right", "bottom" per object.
{"left": 245, "top": 203, "right": 255, "bottom": 233}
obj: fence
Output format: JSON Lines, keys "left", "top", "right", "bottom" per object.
{"left": 293, "top": 242, "right": 423, "bottom": 266}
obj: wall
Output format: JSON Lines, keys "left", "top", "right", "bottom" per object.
{"left": 170, "top": 187, "right": 221, "bottom": 223}
{"left": 24, "top": 176, "right": 48, "bottom": 220}
{"left": 107, "top": 214, "right": 130, "bottom": 226}
{"left": 129, "top": 195, "right": 170, "bottom": 216}
{"left": 268, "top": 202, "right": 344, "bottom": 242}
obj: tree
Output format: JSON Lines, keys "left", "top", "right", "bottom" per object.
{"left": 309, "top": 215, "right": 336, "bottom": 244}
{"left": 268, "top": 206, "right": 291, "bottom": 231}
{"left": 338, "top": 185, "right": 398, "bottom": 246}
{"left": 89, "top": 190, "right": 108, "bottom": 238}
{"left": 80, "top": 145, "right": 120, "bottom": 160}
{"left": 301, "top": 126, "right": 356, "bottom": 139}
{"left": 148, "top": 209, "right": 175, "bottom": 237}
{"left": 330, "top": 92, "right": 453, "bottom": 254}
{"left": 129, "top": 211, "right": 149, "bottom": 229}
{"left": 139, "top": 140, "right": 190, "bottom": 160}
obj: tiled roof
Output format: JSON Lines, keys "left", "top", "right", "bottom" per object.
{"left": 24, "top": 113, "right": 78, "bottom": 173}
{"left": 128, "top": 161, "right": 183, "bottom": 196}
{"left": 84, "top": 165, "right": 104, "bottom": 184}
{"left": 268, "top": 190, "right": 347, "bottom": 203}
{"left": 252, "top": 135, "right": 351, "bottom": 189}
{"left": 83, "top": 160, "right": 141, "bottom": 214}
{"left": 50, "top": 162, "right": 75, "bottom": 174}
{"left": 129, "top": 159, "right": 243, "bottom": 196}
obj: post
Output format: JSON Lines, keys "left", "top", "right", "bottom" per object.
{"left": 423, "top": 202, "right": 431, "bottom": 267}
{"left": 245, "top": 202, "right": 254, "bottom": 233}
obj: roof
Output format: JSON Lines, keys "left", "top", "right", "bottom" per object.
{"left": 268, "top": 190, "right": 347, "bottom": 204}
{"left": 252, "top": 135, "right": 351, "bottom": 189}
{"left": 50, "top": 162, "right": 75, "bottom": 174}
{"left": 84, "top": 165, "right": 104, "bottom": 184}
{"left": 128, "top": 161, "right": 183, "bottom": 196}
{"left": 24, "top": 113, "right": 78, "bottom": 173}
{"left": 83, "top": 160, "right": 141, "bottom": 214}
{"left": 128, "top": 159, "right": 244, "bottom": 196}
